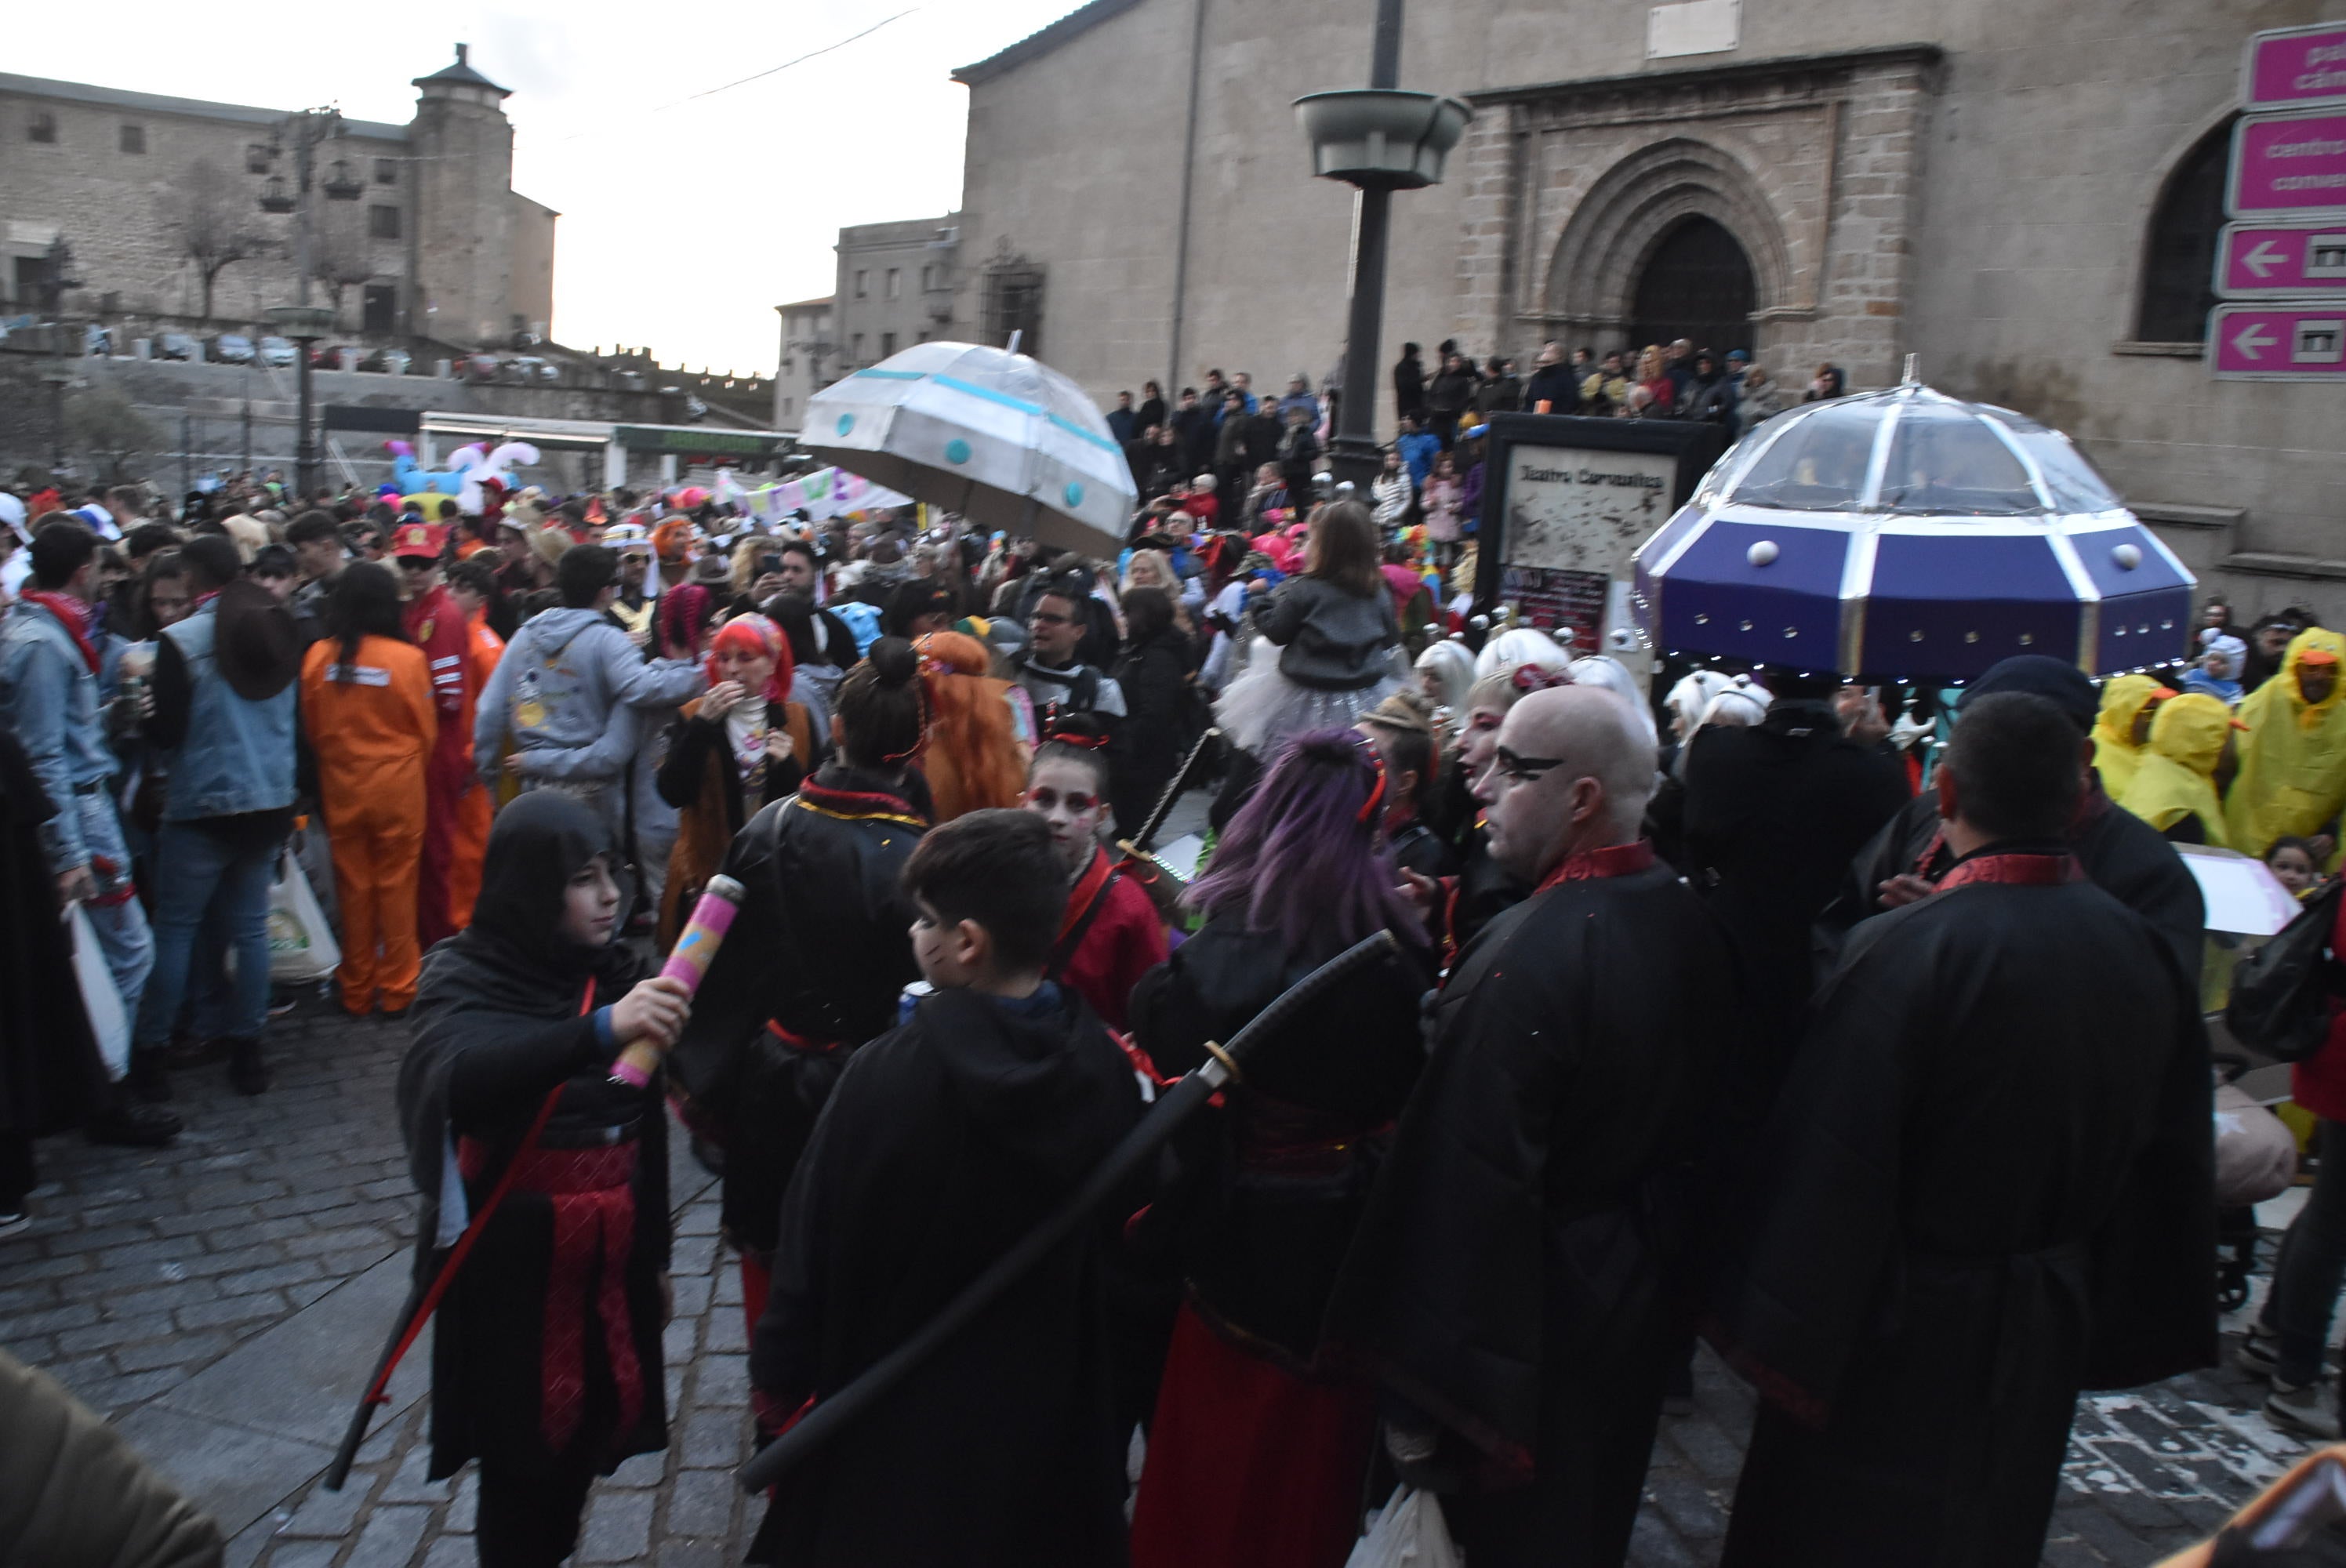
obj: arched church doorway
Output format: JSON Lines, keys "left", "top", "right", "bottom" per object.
{"left": 1627, "top": 216, "right": 1756, "bottom": 356}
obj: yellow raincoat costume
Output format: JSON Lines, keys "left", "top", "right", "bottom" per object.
{"left": 2090, "top": 673, "right": 2170, "bottom": 800}
{"left": 2119, "top": 693, "right": 2234, "bottom": 847}
{"left": 2225, "top": 626, "right": 2346, "bottom": 858}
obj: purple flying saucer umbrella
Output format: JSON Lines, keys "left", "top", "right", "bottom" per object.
{"left": 1629, "top": 375, "right": 2195, "bottom": 680}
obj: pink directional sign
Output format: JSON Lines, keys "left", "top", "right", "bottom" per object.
{"left": 2229, "top": 109, "right": 2346, "bottom": 218}
{"left": 2210, "top": 304, "right": 2346, "bottom": 379}
{"left": 2216, "top": 220, "right": 2346, "bottom": 295}
{"left": 2243, "top": 23, "right": 2346, "bottom": 112}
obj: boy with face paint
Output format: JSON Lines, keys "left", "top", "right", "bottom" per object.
{"left": 1019, "top": 714, "right": 1167, "bottom": 1032}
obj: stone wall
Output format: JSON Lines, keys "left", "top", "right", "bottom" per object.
{"left": 952, "top": 0, "right": 2345, "bottom": 596}
{"left": 0, "top": 84, "right": 407, "bottom": 326}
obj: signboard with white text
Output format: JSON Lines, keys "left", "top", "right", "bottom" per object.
{"left": 2242, "top": 22, "right": 2346, "bottom": 114}
{"left": 1473, "top": 414, "right": 1727, "bottom": 689}
{"left": 2209, "top": 303, "right": 2346, "bottom": 379}
{"left": 2215, "top": 220, "right": 2346, "bottom": 296}
{"left": 2228, "top": 107, "right": 2346, "bottom": 221}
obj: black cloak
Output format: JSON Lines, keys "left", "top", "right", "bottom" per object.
{"left": 1713, "top": 850, "right": 2213, "bottom": 1568}
{"left": 747, "top": 983, "right": 1142, "bottom": 1568}
{"left": 397, "top": 791, "right": 667, "bottom": 1482}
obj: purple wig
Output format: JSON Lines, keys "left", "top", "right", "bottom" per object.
{"left": 1186, "top": 728, "right": 1422, "bottom": 953}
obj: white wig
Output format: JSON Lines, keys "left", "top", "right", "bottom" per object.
{"left": 1473, "top": 627, "right": 1576, "bottom": 681}
{"left": 1414, "top": 637, "right": 1477, "bottom": 713}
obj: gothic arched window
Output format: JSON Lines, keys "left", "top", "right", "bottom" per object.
{"left": 2135, "top": 119, "right": 2234, "bottom": 344}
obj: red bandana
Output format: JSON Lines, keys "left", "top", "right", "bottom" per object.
{"left": 1535, "top": 838, "right": 1657, "bottom": 894}
{"left": 1934, "top": 850, "right": 2081, "bottom": 892}
{"left": 18, "top": 590, "right": 99, "bottom": 673}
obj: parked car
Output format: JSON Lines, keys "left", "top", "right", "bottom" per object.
{"left": 359, "top": 347, "right": 412, "bottom": 376}
{"left": 309, "top": 343, "right": 358, "bottom": 369}
{"left": 85, "top": 325, "right": 115, "bottom": 357}
{"left": 157, "top": 332, "right": 201, "bottom": 361}
{"left": 461, "top": 354, "right": 500, "bottom": 383}
{"left": 257, "top": 336, "right": 297, "bottom": 367}
{"left": 208, "top": 333, "right": 255, "bottom": 364}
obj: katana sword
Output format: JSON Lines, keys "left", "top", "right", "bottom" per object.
{"left": 735, "top": 927, "right": 1401, "bottom": 1494}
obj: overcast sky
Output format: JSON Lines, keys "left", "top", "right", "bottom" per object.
{"left": 13, "top": 1, "right": 1082, "bottom": 376}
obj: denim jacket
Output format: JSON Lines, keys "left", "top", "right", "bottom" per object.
{"left": 0, "top": 598, "right": 117, "bottom": 871}
{"left": 158, "top": 601, "right": 297, "bottom": 821}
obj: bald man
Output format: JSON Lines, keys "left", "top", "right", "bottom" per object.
{"left": 1332, "top": 687, "right": 1735, "bottom": 1566}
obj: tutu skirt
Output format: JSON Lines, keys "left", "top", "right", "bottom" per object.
{"left": 1215, "top": 654, "right": 1404, "bottom": 757}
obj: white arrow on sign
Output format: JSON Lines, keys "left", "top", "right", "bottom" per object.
{"left": 2234, "top": 322, "right": 2280, "bottom": 359}
{"left": 2243, "top": 239, "right": 2286, "bottom": 278}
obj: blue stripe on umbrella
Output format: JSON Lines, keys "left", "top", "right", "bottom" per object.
{"left": 846, "top": 368, "right": 1124, "bottom": 457}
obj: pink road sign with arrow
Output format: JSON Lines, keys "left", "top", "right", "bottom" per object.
{"left": 2216, "top": 220, "right": 2346, "bottom": 295}
{"left": 2210, "top": 304, "right": 2346, "bottom": 379}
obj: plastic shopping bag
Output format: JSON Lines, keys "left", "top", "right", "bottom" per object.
{"left": 267, "top": 848, "right": 342, "bottom": 983}
{"left": 1346, "top": 1486, "right": 1464, "bottom": 1568}
{"left": 67, "top": 904, "right": 131, "bottom": 1079}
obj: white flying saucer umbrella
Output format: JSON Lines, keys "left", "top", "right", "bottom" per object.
{"left": 800, "top": 340, "right": 1136, "bottom": 556}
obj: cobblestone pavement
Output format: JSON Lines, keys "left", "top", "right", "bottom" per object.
{"left": 0, "top": 996, "right": 2311, "bottom": 1565}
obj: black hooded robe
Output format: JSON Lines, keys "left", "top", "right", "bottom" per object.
{"left": 746, "top": 984, "right": 1142, "bottom": 1568}
{"left": 1330, "top": 847, "right": 1734, "bottom": 1566}
{"left": 396, "top": 793, "right": 669, "bottom": 1495}
{"left": 1713, "top": 850, "right": 2213, "bottom": 1568}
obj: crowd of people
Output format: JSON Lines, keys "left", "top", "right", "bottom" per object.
{"left": 0, "top": 440, "right": 2326, "bottom": 1568}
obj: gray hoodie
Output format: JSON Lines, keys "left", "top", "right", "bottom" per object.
{"left": 474, "top": 606, "right": 703, "bottom": 786}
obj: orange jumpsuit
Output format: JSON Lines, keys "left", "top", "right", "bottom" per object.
{"left": 404, "top": 583, "right": 474, "bottom": 949}
{"left": 300, "top": 636, "right": 436, "bottom": 1014}
{"left": 445, "top": 611, "right": 506, "bottom": 929}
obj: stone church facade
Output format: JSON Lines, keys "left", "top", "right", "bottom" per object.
{"left": 949, "top": 0, "right": 2346, "bottom": 612}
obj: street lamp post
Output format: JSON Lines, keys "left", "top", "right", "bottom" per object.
{"left": 40, "top": 367, "right": 73, "bottom": 474}
{"left": 261, "top": 108, "right": 358, "bottom": 498}
{"left": 1295, "top": 0, "right": 1471, "bottom": 493}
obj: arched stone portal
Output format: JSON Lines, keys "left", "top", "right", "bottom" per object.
{"left": 1629, "top": 216, "right": 1757, "bottom": 354}
{"left": 1541, "top": 137, "right": 1792, "bottom": 356}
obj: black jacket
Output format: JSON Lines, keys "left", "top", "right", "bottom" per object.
{"left": 749, "top": 984, "right": 1141, "bottom": 1567}
{"left": 1680, "top": 702, "right": 1912, "bottom": 1101}
{"left": 1393, "top": 353, "right": 1425, "bottom": 417}
{"left": 668, "top": 764, "right": 928, "bottom": 1251}
{"left": 1523, "top": 363, "right": 1580, "bottom": 415}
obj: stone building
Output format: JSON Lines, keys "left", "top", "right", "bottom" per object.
{"left": 0, "top": 45, "right": 555, "bottom": 350}
{"left": 772, "top": 295, "right": 836, "bottom": 430}
{"left": 947, "top": 0, "right": 2346, "bottom": 609}
{"left": 833, "top": 214, "right": 961, "bottom": 372}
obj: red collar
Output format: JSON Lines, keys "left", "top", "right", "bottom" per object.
{"left": 18, "top": 590, "right": 99, "bottom": 673}
{"left": 1535, "top": 838, "right": 1656, "bottom": 893}
{"left": 1935, "top": 849, "right": 2082, "bottom": 892}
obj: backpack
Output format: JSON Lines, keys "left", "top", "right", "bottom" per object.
{"left": 2226, "top": 877, "right": 2346, "bottom": 1062}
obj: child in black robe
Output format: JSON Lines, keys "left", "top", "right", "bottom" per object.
{"left": 748, "top": 809, "right": 1144, "bottom": 1567}
{"left": 397, "top": 790, "right": 692, "bottom": 1568}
